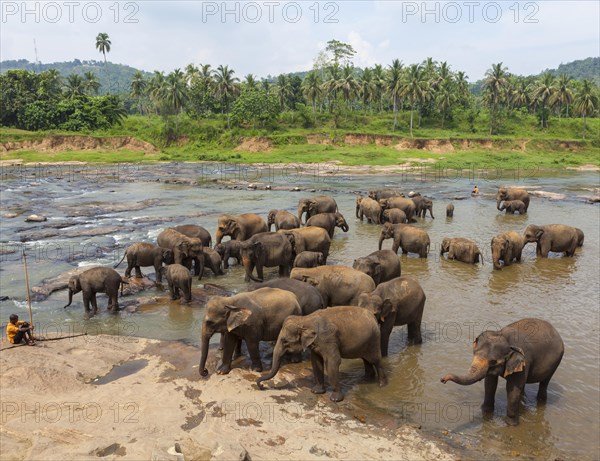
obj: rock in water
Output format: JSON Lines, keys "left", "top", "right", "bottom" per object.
{"left": 25, "top": 214, "right": 47, "bottom": 222}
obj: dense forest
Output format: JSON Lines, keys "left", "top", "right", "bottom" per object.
{"left": 1, "top": 39, "right": 598, "bottom": 140}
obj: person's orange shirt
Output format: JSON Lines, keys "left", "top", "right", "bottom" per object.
{"left": 6, "top": 321, "right": 25, "bottom": 344}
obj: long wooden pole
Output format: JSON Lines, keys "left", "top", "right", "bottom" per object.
{"left": 22, "top": 249, "right": 34, "bottom": 332}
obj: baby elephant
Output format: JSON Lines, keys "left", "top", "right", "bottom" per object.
{"left": 257, "top": 306, "right": 387, "bottom": 402}
{"left": 440, "top": 237, "right": 483, "bottom": 264}
{"left": 202, "top": 247, "right": 224, "bottom": 276}
{"left": 64, "top": 267, "right": 128, "bottom": 313}
{"left": 383, "top": 208, "right": 407, "bottom": 224}
{"left": 163, "top": 264, "right": 193, "bottom": 303}
{"left": 499, "top": 200, "right": 527, "bottom": 214}
{"left": 214, "top": 240, "right": 242, "bottom": 269}
{"left": 293, "top": 251, "right": 324, "bottom": 268}
{"left": 446, "top": 203, "right": 454, "bottom": 217}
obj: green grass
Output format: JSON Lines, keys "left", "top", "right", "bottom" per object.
{"left": 1, "top": 110, "right": 599, "bottom": 169}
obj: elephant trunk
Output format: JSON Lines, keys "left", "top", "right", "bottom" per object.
{"left": 429, "top": 209, "right": 435, "bottom": 219}
{"left": 355, "top": 205, "right": 360, "bottom": 219}
{"left": 215, "top": 230, "right": 224, "bottom": 245}
{"left": 297, "top": 206, "right": 304, "bottom": 224}
{"left": 441, "top": 355, "right": 489, "bottom": 385}
{"left": 199, "top": 331, "right": 212, "bottom": 376}
{"left": 492, "top": 247, "right": 502, "bottom": 270}
{"left": 242, "top": 256, "right": 263, "bottom": 283}
{"left": 496, "top": 197, "right": 502, "bottom": 210}
{"left": 341, "top": 223, "right": 349, "bottom": 232}
{"left": 378, "top": 236, "right": 385, "bottom": 251}
{"left": 63, "top": 288, "right": 73, "bottom": 308}
{"left": 256, "top": 340, "right": 284, "bottom": 388}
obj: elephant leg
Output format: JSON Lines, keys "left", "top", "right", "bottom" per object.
{"left": 134, "top": 265, "right": 143, "bottom": 278}
{"left": 155, "top": 264, "right": 163, "bottom": 282}
{"left": 168, "top": 282, "right": 178, "bottom": 300}
{"left": 379, "top": 318, "right": 394, "bottom": 357}
{"left": 505, "top": 377, "right": 525, "bottom": 425}
{"left": 482, "top": 375, "right": 498, "bottom": 412}
{"left": 325, "top": 352, "right": 343, "bottom": 402}
{"left": 245, "top": 338, "right": 263, "bottom": 372}
{"left": 539, "top": 242, "right": 550, "bottom": 258}
{"left": 537, "top": 368, "right": 558, "bottom": 402}
{"left": 310, "top": 352, "right": 326, "bottom": 394}
{"left": 407, "top": 319, "right": 422, "bottom": 344}
{"left": 362, "top": 359, "right": 376, "bottom": 380}
{"left": 392, "top": 239, "right": 401, "bottom": 254}
{"left": 256, "top": 263, "right": 264, "bottom": 282}
{"left": 83, "top": 294, "right": 91, "bottom": 312}
{"left": 125, "top": 263, "right": 133, "bottom": 278}
{"left": 232, "top": 338, "right": 243, "bottom": 359}
{"left": 90, "top": 294, "right": 98, "bottom": 314}
{"left": 217, "top": 333, "right": 237, "bottom": 375}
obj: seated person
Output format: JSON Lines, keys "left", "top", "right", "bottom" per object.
{"left": 472, "top": 185, "right": 479, "bottom": 195}
{"left": 6, "top": 314, "right": 34, "bottom": 345}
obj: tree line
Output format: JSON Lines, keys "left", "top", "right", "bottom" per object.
{"left": 1, "top": 37, "right": 598, "bottom": 137}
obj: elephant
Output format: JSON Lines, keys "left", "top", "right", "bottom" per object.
{"left": 496, "top": 187, "right": 530, "bottom": 212}
{"left": 352, "top": 250, "right": 401, "bottom": 285}
{"left": 368, "top": 188, "right": 403, "bottom": 201}
{"left": 491, "top": 231, "right": 525, "bottom": 270}
{"left": 157, "top": 228, "right": 205, "bottom": 279}
{"left": 215, "top": 213, "right": 268, "bottom": 245}
{"left": 523, "top": 224, "right": 581, "bottom": 257}
{"left": 412, "top": 196, "right": 435, "bottom": 219}
{"left": 113, "top": 242, "right": 174, "bottom": 282}
{"left": 499, "top": 200, "right": 527, "bottom": 214}
{"left": 239, "top": 232, "right": 293, "bottom": 282}
{"left": 441, "top": 318, "right": 564, "bottom": 426}
{"left": 198, "top": 288, "right": 302, "bottom": 376}
{"left": 378, "top": 223, "right": 430, "bottom": 258}
{"left": 440, "top": 237, "right": 484, "bottom": 264}
{"left": 446, "top": 203, "right": 454, "bottom": 217}
{"left": 267, "top": 209, "right": 301, "bottom": 231}
{"left": 172, "top": 224, "right": 212, "bottom": 247}
{"left": 214, "top": 240, "right": 242, "bottom": 269}
{"left": 305, "top": 212, "right": 349, "bottom": 238}
{"left": 202, "top": 247, "right": 224, "bottom": 276}
{"left": 256, "top": 306, "right": 387, "bottom": 402}
{"left": 293, "top": 251, "right": 324, "bottom": 268}
{"left": 63, "top": 267, "right": 128, "bottom": 313}
{"left": 278, "top": 227, "right": 331, "bottom": 264}
{"left": 379, "top": 197, "right": 417, "bottom": 222}
{"left": 163, "top": 264, "right": 192, "bottom": 303}
{"left": 356, "top": 196, "right": 382, "bottom": 224}
{"left": 248, "top": 278, "right": 326, "bottom": 315}
{"left": 297, "top": 196, "right": 337, "bottom": 224}
{"left": 290, "top": 266, "right": 376, "bottom": 307}
{"left": 357, "top": 276, "right": 425, "bottom": 356}
{"left": 383, "top": 208, "right": 407, "bottom": 224}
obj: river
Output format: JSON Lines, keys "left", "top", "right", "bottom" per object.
{"left": 1, "top": 162, "right": 598, "bottom": 460}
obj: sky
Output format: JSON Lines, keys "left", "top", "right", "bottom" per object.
{"left": 1, "top": 0, "right": 599, "bottom": 81}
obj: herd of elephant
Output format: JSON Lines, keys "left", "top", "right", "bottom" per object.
{"left": 61, "top": 186, "right": 579, "bottom": 426}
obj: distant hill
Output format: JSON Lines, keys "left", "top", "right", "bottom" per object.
{"left": 540, "top": 57, "right": 600, "bottom": 85}
{"left": 0, "top": 59, "right": 152, "bottom": 95}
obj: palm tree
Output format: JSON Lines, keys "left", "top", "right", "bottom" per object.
{"left": 213, "top": 65, "right": 239, "bottom": 119}
{"left": 550, "top": 74, "right": 574, "bottom": 118}
{"left": 302, "top": 71, "right": 322, "bottom": 113}
{"left": 244, "top": 74, "right": 258, "bottom": 91}
{"left": 483, "top": 62, "right": 509, "bottom": 134}
{"left": 130, "top": 70, "right": 147, "bottom": 115}
{"left": 276, "top": 74, "right": 292, "bottom": 111}
{"left": 530, "top": 72, "right": 556, "bottom": 128}
{"left": 64, "top": 74, "right": 85, "bottom": 98}
{"left": 455, "top": 71, "right": 470, "bottom": 107}
{"left": 573, "top": 79, "right": 599, "bottom": 138}
{"left": 83, "top": 71, "right": 100, "bottom": 95}
{"left": 185, "top": 64, "right": 199, "bottom": 86}
{"left": 338, "top": 65, "right": 359, "bottom": 109}
{"left": 401, "top": 63, "right": 428, "bottom": 136}
{"left": 386, "top": 59, "right": 404, "bottom": 130}
{"left": 358, "top": 67, "right": 374, "bottom": 112}
{"left": 511, "top": 78, "right": 531, "bottom": 111}
{"left": 95, "top": 32, "right": 111, "bottom": 92}
{"left": 261, "top": 79, "right": 271, "bottom": 95}
{"left": 371, "top": 64, "right": 386, "bottom": 112}
{"left": 40, "top": 68, "right": 62, "bottom": 99}
{"left": 435, "top": 78, "right": 456, "bottom": 128}
{"left": 147, "top": 71, "right": 166, "bottom": 114}
{"left": 163, "top": 69, "right": 188, "bottom": 131}
{"left": 322, "top": 62, "right": 342, "bottom": 109}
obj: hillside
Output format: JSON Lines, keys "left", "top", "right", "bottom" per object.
{"left": 0, "top": 59, "right": 152, "bottom": 95}
{"left": 541, "top": 57, "right": 600, "bottom": 85}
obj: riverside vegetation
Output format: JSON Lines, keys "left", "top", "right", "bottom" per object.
{"left": 1, "top": 40, "right": 599, "bottom": 169}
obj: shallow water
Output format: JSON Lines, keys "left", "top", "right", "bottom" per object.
{"left": 1, "top": 163, "right": 598, "bottom": 459}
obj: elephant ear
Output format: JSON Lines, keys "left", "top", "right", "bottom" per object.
{"left": 253, "top": 241, "right": 264, "bottom": 260}
{"left": 225, "top": 305, "right": 252, "bottom": 332}
{"left": 504, "top": 346, "right": 526, "bottom": 377}
{"left": 300, "top": 327, "right": 317, "bottom": 349}
{"left": 534, "top": 228, "right": 544, "bottom": 240}
{"left": 177, "top": 241, "right": 190, "bottom": 257}
{"left": 373, "top": 263, "right": 382, "bottom": 282}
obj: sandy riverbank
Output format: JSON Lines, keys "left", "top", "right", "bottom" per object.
{"left": 0, "top": 334, "right": 456, "bottom": 461}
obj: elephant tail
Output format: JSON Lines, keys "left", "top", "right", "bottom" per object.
{"left": 113, "top": 250, "right": 127, "bottom": 268}
{"left": 120, "top": 278, "right": 129, "bottom": 296}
